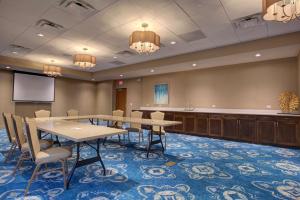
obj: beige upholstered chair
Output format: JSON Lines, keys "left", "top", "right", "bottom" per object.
{"left": 112, "top": 109, "right": 124, "bottom": 128}
{"left": 2, "top": 113, "right": 17, "bottom": 163}
{"left": 24, "top": 118, "right": 72, "bottom": 195}
{"left": 12, "top": 115, "right": 53, "bottom": 175}
{"left": 67, "top": 109, "right": 79, "bottom": 117}
{"left": 34, "top": 110, "right": 51, "bottom": 118}
{"left": 125, "top": 111, "right": 143, "bottom": 143}
{"left": 150, "top": 111, "right": 167, "bottom": 148}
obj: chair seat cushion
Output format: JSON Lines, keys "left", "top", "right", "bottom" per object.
{"left": 125, "top": 127, "right": 140, "bottom": 133}
{"left": 36, "top": 146, "right": 72, "bottom": 164}
{"left": 21, "top": 139, "right": 53, "bottom": 152}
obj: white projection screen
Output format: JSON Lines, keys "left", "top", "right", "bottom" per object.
{"left": 13, "top": 73, "right": 55, "bottom": 102}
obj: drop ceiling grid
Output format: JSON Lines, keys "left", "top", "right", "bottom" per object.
{"left": 0, "top": 0, "right": 300, "bottom": 73}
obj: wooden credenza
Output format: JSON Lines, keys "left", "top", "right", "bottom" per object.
{"left": 136, "top": 110, "right": 300, "bottom": 148}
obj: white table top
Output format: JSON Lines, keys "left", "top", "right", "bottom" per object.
{"left": 36, "top": 119, "right": 127, "bottom": 142}
{"left": 35, "top": 115, "right": 182, "bottom": 127}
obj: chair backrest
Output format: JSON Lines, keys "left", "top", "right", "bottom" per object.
{"left": 112, "top": 110, "right": 124, "bottom": 127}
{"left": 2, "top": 113, "right": 15, "bottom": 143}
{"left": 130, "top": 111, "right": 143, "bottom": 129}
{"left": 151, "top": 111, "right": 165, "bottom": 132}
{"left": 67, "top": 109, "right": 79, "bottom": 116}
{"left": 25, "top": 118, "right": 41, "bottom": 162}
{"left": 34, "top": 110, "right": 51, "bottom": 118}
{"left": 12, "top": 115, "right": 26, "bottom": 150}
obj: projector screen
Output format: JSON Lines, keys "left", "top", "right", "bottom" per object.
{"left": 13, "top": 73, "right": 55, "bottom": 102}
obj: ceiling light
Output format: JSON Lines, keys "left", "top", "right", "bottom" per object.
{"left": 37, "top": 33, "right": 44, "bottom": 37}
{"left": 255, "top": 53, "right": 261, "bottom": 57}
{"left": 129, "top": 23, "right": 160, "bottom": 54}
{"left": 170, "top": 41, "right": 176, "bottom": 45}
{"left": 113, "top": 56, "right": 118, "bottom": 59}
{"left": 74, "top": 48, "right": 96, "bottom": 68}
{"left": 91, "top": 78, "right": 95, "bottom": 81}
{"left": 120, "top": 74, "right": 124, "bottom": 77}
{"left": 43, "top": 65, "right": 62, "bottom": 77}
{"left": 263, "top": 0, "right": 300, "bottom": 23}
{"left": 192, "top": 63, "right": 197, "bottom": 67}
{"left": 12, "top": 51, "right": 17, "bottom": 54}
{"left": 150, "top": 69, "right": 155, "bottom": 73}
{"left": 5, "top": 66, "right": 10, "bottom": 69}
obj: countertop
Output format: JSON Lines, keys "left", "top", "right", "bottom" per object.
{"left": 139, "top": 107, "right": 300, "bottom": 117}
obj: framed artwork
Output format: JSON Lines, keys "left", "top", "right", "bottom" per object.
{"left": 154, "top": 83, "right": 169, "bottom": 104}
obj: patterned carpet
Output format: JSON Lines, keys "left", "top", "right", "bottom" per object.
{"left": 0, "top": 125, "right": 300, "bottom": 200}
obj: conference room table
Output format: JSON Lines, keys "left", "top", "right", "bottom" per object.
{"left": 35, "top": 114, "right": 181, "bottom": 188}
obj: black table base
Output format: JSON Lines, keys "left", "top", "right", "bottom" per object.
{"left": 66, "top": 139, "right": 105, "bottom": 189}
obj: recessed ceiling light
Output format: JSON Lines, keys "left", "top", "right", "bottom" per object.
{"left": 37, "top": 33, "right": 44, "bottom": 37}
{"left": 255, "top": 53, "right": 261, "bottom": 57}
{"left": 150, "top": 69, "right": 155, "bottom": 73}
{"left": 170, "top": 41, "right": 176, "bottom": 45}
{"left": 113, "top": 56, "right": 118, "bottom": 59}
{"left": 12, "top": 51, "right": 17, "bottom": 54}
{"left": 192, "top": 63, "right": 197, "bottom": 67}
{"left": 120, "top": 74, "right": 123, "bottom": 77}
{"left": 91, "top": 78, "right": 95, "bottom": 81}
{"left": 5, "top": 66, "right": 10, "bottom": 69}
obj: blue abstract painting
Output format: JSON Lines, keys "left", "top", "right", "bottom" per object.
{"left": 154, "top": 84, "right": 168, "bottom": 104}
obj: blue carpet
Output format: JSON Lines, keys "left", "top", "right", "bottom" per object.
{"left": 0, "top": 126, "right": 300, "bottom": 200}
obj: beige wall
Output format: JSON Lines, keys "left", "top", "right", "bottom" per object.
{"left": 298, "top": 52, "right": 300, "bottom": 95}
{"left": 51, "top": 78, "right": 96, "bottom": 116}
{"left": 96, "top": 81, "right": 113, "bottom": 115}
{"left": 0, "top": 70, "right": 14, "bottom": 128}
{"left": 0, "top": 71, "right": 97, "bottom": 128}
{"left": 116, "top": 79, "right": 142, "bottom": 116}
{"left": 119, "top": 57, "right": 298, "bottom": 110}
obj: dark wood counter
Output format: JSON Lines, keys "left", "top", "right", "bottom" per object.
{"left": 135, "top": 109, "right": 300, "bottom": 148}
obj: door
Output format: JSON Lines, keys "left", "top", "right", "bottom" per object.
{"left": 115, "top": 88, "right": 127, "bottom": 115}
{"left": 277, "top": 118, "right": 299, "bottom": 147}
{"left": 238, "top": 116, "right": 256, "bottom": 142}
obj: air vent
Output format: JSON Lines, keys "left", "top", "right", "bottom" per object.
{"left": 233, "top": 13, "right": 264, "bottom": 29}
{"left": 109, "top": 60, "right": 126, "bottom": 65}
{"left": 58, "top": 0, "right": 97, "bottom": 17}
{"left": 117, "top": 50, "right": 136, "bottom": 57}
{"left": 36, "top": 19, "right": 64, "bottom": 33}
{"left": 178, "top": 29, "right": 206, "bottom": 42}
{"left": 8, "top": 44, "right": 32, "bottom": 54}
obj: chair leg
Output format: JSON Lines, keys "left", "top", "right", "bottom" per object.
{"left": 142, "top": 130, "right": 144, "bottom": 142}
{"left": 164, "top": 134, "right": 167, "bottom": 150}
{"left": 138, "top": 131, "right": 141, "bottom": 143}
{"left": 61, "top": 160, "right": 68, "bottom": 189}
{"left": 25, "top": 164, "right": 41, "bottom": 196}
{"left": 4, "top": 143, "right": 17, "bottom": 163}
{"left": 12, "top": 152, "right": 26, "bottom": 176}
{"left": 127, "top": 132, "right": 130, "bottom": 142}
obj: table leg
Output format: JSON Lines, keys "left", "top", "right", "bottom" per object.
{"left": 97, "top": 118, "right": 99, "bottom": 125}
{"left": 54, "top": 136, "right": 61, "bottom": 146}
{"left": 146, "top": 126, "right": 164, "bottom": 158}
{"left": 66, "top": 142, "right": 80, "bottom": 189}
{"left": 66, "top": 140, "right": 106, "bottom": 189}
{"left": 96, "top": 139, "right": 106, "bottom": 175}
{"left": 89, "top": 118, "right": 94, "bottom": 125}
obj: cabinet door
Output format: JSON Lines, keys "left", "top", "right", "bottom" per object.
{"left": 173, "top": 113, "right": 185, "bottom": 132}
{"left": 196, "top": 114, "right": 209, "bottom": 136}
{"left": 223, "top": 115, "right": 238, "bottom": 139}
{"left": 238, "top": 116, "right": 256, "bottom": 142}
{"left": 257, "top": 117, "right": 276, "bottom": 145}
{"left": 277, "top": 118, "right": 300, "bottom": 147}
{"left": 164, "top": 112, "right": 174, "bottom": 132}
{"left": 209, "top": 114, "right": 223, "bottom": 137}
{"left": 185, "top": 114, "right": 196, "bottom": 133}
